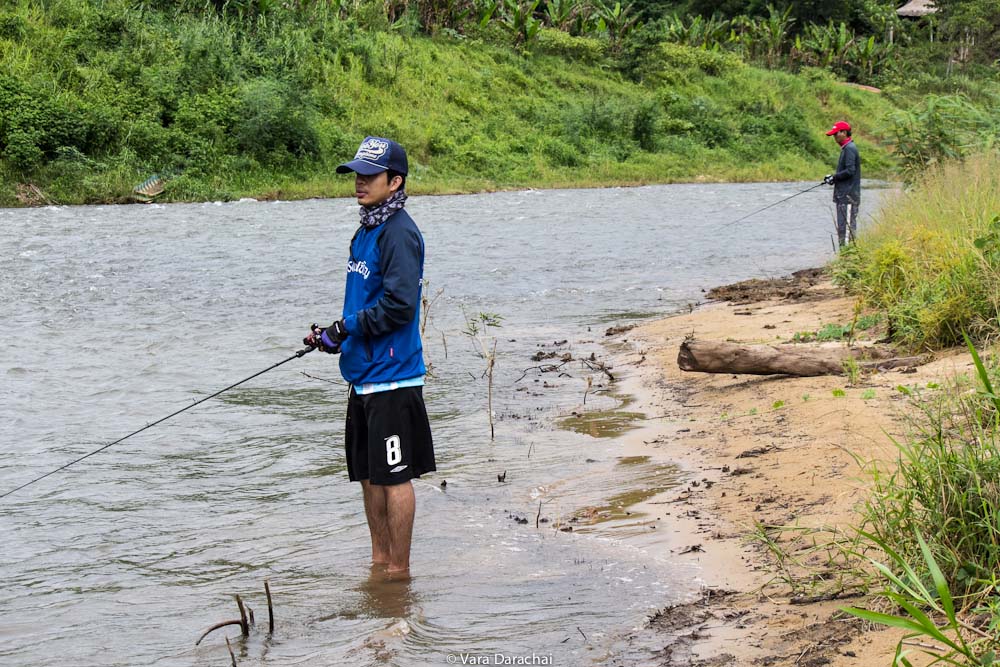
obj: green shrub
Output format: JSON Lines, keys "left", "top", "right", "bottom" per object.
{"left": 655, "top": 42, "right": 744, "bottom": 77}
{"left": 542, "top": 136, "right": 581, "bottom": 166}
{"left": 234, "top": 79, "right": 320, "bottom": 164}
{"left": 0, "top": 12, "right": 27, "bottom": 40}
{"left": 534, "top": 28, "right": 606, "bottom": 63}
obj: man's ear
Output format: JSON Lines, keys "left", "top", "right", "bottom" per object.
{"left": 389, "top": 175, "right": 403, "bottom": 192}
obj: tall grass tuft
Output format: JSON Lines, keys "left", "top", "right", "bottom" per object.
{"left": 832, "top": 152, "right": 1000, "bottom": 349}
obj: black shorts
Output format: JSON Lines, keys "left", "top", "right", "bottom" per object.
{"left": 345, "top": 385, "right": 435, "bottom": 485}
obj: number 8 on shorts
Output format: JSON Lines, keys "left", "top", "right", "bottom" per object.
{"left": 385, "top": 435, "right": 402, "bottom": 466}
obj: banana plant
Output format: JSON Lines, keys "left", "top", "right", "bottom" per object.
{"left": 756, "top": 3, "right": 794, "bottom": 68}
{"left": 592, "top": 0, "right": 637, "bottom": 53}
{"left": 542, "top": 0, "right": 577, "bottom": 30}
{"left": 799, "top": 21, "right": 855, "bottom": 69}
{"left": 499, "top": 0, "right": 542, "bottom": 45}
{"left": 474, "top": 0, "right": 499, "bottom": 27}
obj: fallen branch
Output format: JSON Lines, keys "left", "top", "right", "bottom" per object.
{"left": 581, "top": 358, "right": 615, "bottom": 381}
{"left": 789, "top": 590, "right": 864, "bottom": 605}
{"left": 514, "top": 359, "right": 572, "bottom": 383}
{"left": 195, "top": 620, "right": 244, "bottom": 646}
{"left": 300, "top": 371, "right": 347, "bottom": 385}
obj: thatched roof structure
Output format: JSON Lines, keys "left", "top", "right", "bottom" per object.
{"left": 897, "top": 0, "right": 937, "bottom": 17}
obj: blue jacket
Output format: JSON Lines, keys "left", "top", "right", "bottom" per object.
{"left": 337, "top": 209, "right": 426, "bottom": 385}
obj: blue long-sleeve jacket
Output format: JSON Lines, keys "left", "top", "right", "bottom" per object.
{"left": 336, "top": 209, "right": 426, "bottom": 385}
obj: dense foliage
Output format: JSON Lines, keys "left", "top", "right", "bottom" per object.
{"left": 0, "top": 0, "right": 997, "bottom": 204}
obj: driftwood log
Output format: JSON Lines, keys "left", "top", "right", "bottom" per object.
{"left": 678, "top": 340, "right": 930, "bottom": 376}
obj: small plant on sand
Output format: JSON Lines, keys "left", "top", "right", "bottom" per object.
{"left": 856, "top": 313, "right": 882, "bottom": 331}
{"left": 771, "top": 400, "right": 785, "bottom": 410}
{"left": 817, "top": 323, "right": 851, "bottom": 342}
{"left": 861, "top": 389, "right": 876, "bottom": 400}
{"left": 801, "top": 393, "right": 811, "bottom": 402}
{"left": 832, "top": 388, "right": 846, "bottom": 397}
{"left": 843, "top": 356, "right": 861, "bottom": 386}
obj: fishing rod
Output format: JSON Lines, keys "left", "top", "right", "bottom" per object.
{"left": 1, "top": 346, "right": 316, "bottom": 501}
{"left": 721, "top": 181, "right": 826, "bottom": 228}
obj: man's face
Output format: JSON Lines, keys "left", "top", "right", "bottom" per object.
{"left": 833, "top": 130, "right": 848, "bottom": 143}
{"left": 355, "top": 172, "right": 399, "bottom": 207}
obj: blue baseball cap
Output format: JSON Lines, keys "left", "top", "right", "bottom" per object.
{"left": 336, "top": 136, "right": 408, "bottom": 176}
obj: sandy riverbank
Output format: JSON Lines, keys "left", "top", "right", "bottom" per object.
{"left": 602, "top": 271, "right": 973, "bottom": 666}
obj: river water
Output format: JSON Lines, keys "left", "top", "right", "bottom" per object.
{"left": 0, "top": 183, "right": 884, "bottom": 666}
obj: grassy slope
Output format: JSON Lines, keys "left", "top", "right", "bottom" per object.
{"left": 0, "top": 2, "right": 901, "bottom": 206}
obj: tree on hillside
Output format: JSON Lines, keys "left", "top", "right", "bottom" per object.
{"left": 933, "top": 0, "right": 1000, "bottom": 60}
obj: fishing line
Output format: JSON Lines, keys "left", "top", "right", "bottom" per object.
{"left": 715, "top": 181, "right": 829, "bottom": 277}
{"left": 1, "top": 346, "right": 316, "bottom": 501}
{"left": 719, "top": 181, "right": 826, "bottom": 229}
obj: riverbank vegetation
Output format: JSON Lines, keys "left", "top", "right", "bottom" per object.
{"left": 845, "top": 343, "right": 1000, "bottom": 665}
{"left": 1, "top": 0, "right": 997, "bottom": 205}
{"left": 833, "top": 152, "right": 1000, "bottom": 349}
{"left": 827, "top": 131, "right": 1000, "bottom": 666}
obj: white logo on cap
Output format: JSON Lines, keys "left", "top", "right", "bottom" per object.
{"left": 355, "top": 138, "right": 388, "bottom": 162}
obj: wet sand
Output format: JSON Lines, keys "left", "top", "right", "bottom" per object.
{"left": 604, "top": 272, "right": 972, "bottom": 666}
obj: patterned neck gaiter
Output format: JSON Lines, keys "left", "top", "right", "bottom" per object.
{"left": 360, "top": 189, "right": 407, "bottom": 229}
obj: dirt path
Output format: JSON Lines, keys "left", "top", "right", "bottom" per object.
{"left": 603, "top": 271, "right": 971, "bottom": 666}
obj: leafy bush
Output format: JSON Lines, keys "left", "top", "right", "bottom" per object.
{"left": 887, "top": 94, "right": 1000, "bottom": 182}
{"left": 234, "top": 79, "right": 320, "bottom": 163}
{"left": 654, "top": 42, "right": 744, "bottom": 77}
{"left": 534, "top": 28, "right": 606, "bottom": 63}
{"left": 0, "top": 77, "right": 89, "bottom": 171}
{"left": 542, "top": 136, "right": 581, "bottom": 166}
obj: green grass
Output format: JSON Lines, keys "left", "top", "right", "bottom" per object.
{"left": 832, "top": 152, "right": 1000, "bottom": 350}
{"left": 0, "top": 0, "right": 905, "bottom": 205}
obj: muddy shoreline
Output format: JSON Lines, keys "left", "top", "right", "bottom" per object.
{"left": 600, "top": 270, "right": 972, "bottom": 667}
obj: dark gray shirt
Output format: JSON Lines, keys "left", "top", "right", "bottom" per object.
{"left": 833, "top": 140, "right": 861, "bottom": 202}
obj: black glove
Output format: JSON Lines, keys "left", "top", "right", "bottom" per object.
{"left": 325, "top": 319, "right": 349, "bottom": 343}
{"left": 303, "top": 323, "right": 340, "bottom": 354}
{"left": 823, "top": 174, "right": 834, "bottom": 185}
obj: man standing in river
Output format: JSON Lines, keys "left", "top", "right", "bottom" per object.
{"left": 823, "top": 120, "right": 861, "bottom": 248}
{"left": 304, "top": 136, "right": 435, "bottom": 577}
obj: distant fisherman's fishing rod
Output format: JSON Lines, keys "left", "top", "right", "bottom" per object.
{"left": 0, "top": 346, "right": 316, "bottom": 501}
{"left": 721, "top": 181, "right": 826, "bottom": 228}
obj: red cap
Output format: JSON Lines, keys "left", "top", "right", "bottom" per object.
{"left": 826, "top": 121, "right": 851, "bottom": 136}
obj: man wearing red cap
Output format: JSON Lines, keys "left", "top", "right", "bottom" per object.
{"left": 823, "top": 121, "right": 861, "bottom": 247}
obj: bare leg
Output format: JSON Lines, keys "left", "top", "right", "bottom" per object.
{"left": 361, "top": 480, "right": 391, "bottom": 564}
{"left": 384, "top": 481, "right": 415, "bottom": 575}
